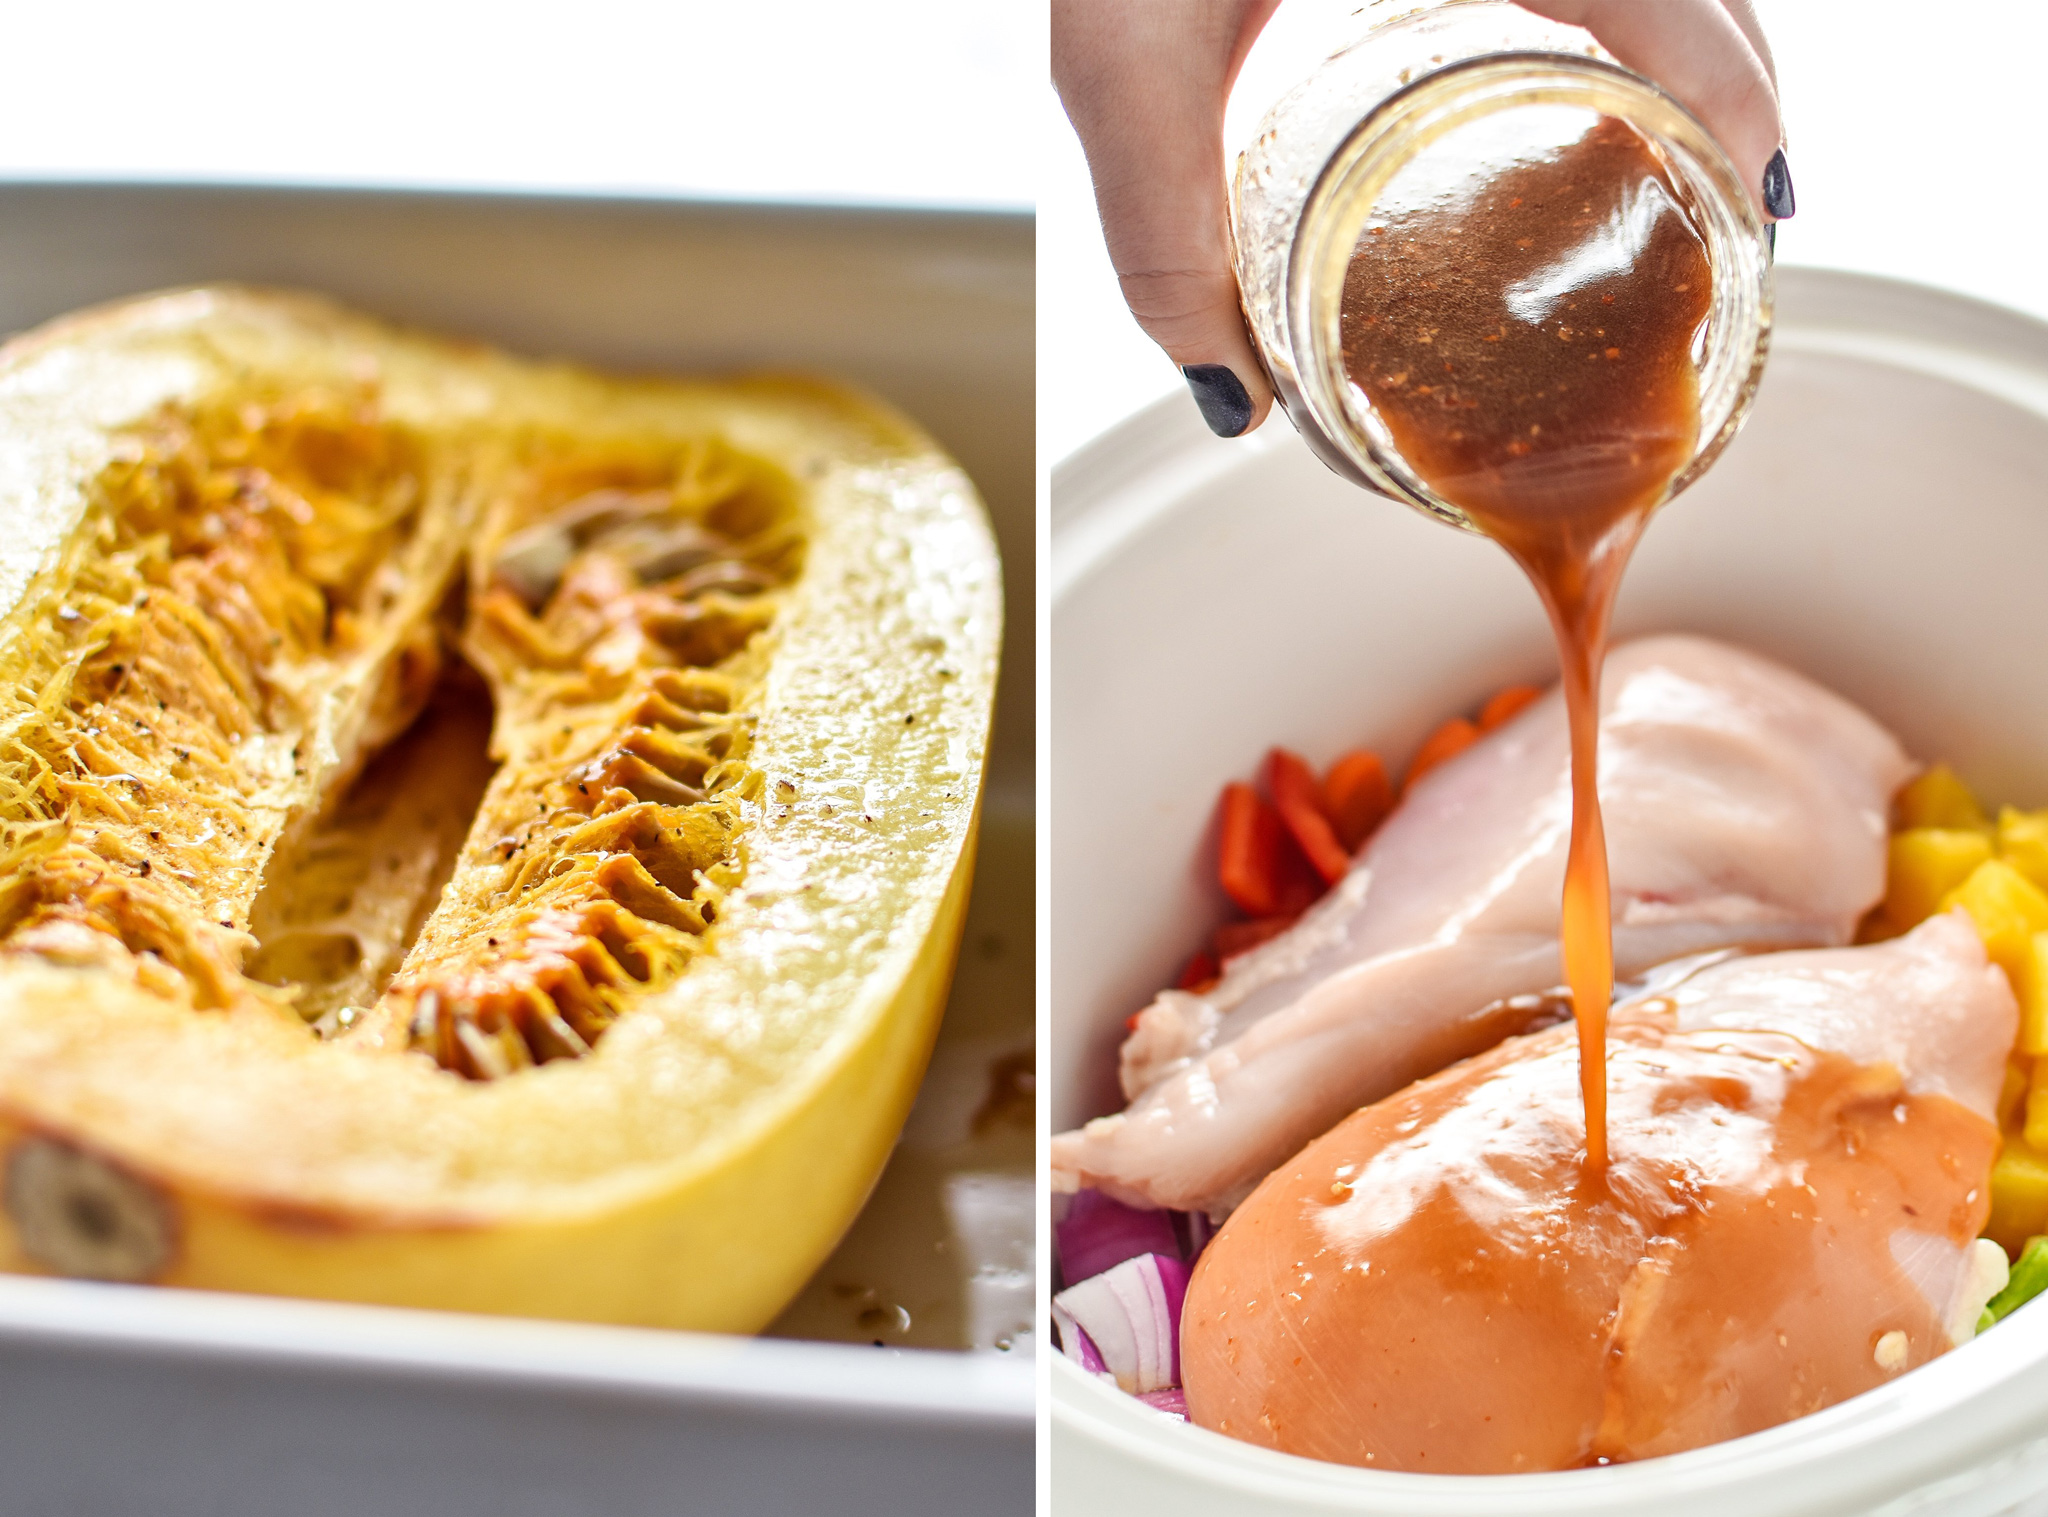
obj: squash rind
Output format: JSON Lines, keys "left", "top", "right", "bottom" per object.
{"left": 0, "top": 288, "right": 1001, "bottom": 1330}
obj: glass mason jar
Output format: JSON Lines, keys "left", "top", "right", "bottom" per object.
{"left": 1229, "top": 0, "right": 1772, "bottom": 531}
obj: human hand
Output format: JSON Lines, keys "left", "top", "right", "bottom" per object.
{"left": 1052, "top": 0, "right": 1789, "bottom": 438}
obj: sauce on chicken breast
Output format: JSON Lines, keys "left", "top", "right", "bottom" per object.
{"left": 1180, "top": 914, "right": 2015, "bottom": 1471}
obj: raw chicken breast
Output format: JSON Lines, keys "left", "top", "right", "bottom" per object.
{"left": 1180, "top": 913, "right": 2017, "bottom": 1472}
{"left": 1054, "top": 635, "right": 1911, "bottom": 1215}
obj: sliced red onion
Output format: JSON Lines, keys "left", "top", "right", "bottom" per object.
{"left": 1051, "top": 1252, "right": 1190, "bottom": 1394}
{"left": 1056, "top": 1315, "right": 1108, "bottom": 1376}
{"left": 1057, "top": 1188, "right": 1178, "bottom": 1285}
{"left": 1138, "top": 1387, "right": 1189, "bottom": 1419}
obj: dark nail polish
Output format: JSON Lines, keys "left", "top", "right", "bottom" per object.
{"left": 1762, "top": 148, "right": 1795, "bottom": 220}
{"left": 1764, "top": 222, "right": 1775, "bottom": 259}
{"left": 1182, "top": 364, "right": 1253, "bottom": 437}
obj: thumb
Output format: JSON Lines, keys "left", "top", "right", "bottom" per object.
{"left": 1054, "top": 0, "right": 1278, "bottom": 437}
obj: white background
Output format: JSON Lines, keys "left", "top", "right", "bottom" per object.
{"left": 0, "top": 1, "right": 1036, "bottom": 210}
{"left": 1042, "top": 0, "right": 2048, "bottom": 461}
{"left": 3, "top": 3, "right": 2040, "bottom": 456}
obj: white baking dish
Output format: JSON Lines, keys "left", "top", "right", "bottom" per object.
{"left": 1051, "top": 267, "right": 2048, "bottom": 1516}
{"left": 0, "top": 182, "right": 1032, "bottom": 1516}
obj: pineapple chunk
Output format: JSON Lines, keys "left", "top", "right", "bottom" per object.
{"left": 1886, "top": 829, "right": 1993, "bottom": 932}
{"left": 1897, "top": 762, "right": 1991, "bottom": 832}
{"left": 2003, "top": 1057, "right": 2033, "bottom": 1133}
{"left": 2017, "top": 936, "right": 2048, "bottom": 1057}
{"left": 1942, "top": 859, "right": 2048, "bottom": 987}
{"left": 2001, "top": 806, "right": 2048, "bottom": 892}
{"left": 1988, "top": 1136, "right": 2048, "bottom": 1257}
{"left": 2026, "top": 1060, "right": 2048, "bottom": 1156}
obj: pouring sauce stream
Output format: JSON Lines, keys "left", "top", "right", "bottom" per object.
{"left": 1339, "top": 114, "right": 1713, "bottom": 1170}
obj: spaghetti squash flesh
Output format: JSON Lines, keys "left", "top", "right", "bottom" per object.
{"left": 0, "top": 289, "right": 999, "bottom": 1329}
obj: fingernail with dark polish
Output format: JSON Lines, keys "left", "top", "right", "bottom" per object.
{"left": 1183, "top": 364, "right": 1253, "bottom": 438}
{"left": 1762, "top": 148, "right": 1795, "bottom": 220}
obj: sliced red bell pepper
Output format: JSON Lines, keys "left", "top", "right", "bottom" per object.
{"left": 1216, "top": 781, "right": 1320, "bottom": 918}
{"left": 1405, "top": 717, "right": 1479, "bottom": 790}
{"left": 1323, "top": 748, "right": 1392, "bottom": 852}
{"left": 1211, "top": 914, "right": 1298, "bottom": 965}
{"left": 1262, "top": 747, "right": 1352, "bottom": 884}
{"left": 1175, "top": 948, "right": 1220, "bottom": 992}
{"left": 1478, "top": 683, "right": 1541, "bottom": 731}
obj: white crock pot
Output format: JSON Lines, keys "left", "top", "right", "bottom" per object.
{"left": 1051, "top": 268, "right": 2048, "bottom": 1517}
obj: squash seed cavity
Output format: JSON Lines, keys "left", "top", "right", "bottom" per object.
{"left": 0, "top": 386, "right": 804, "bottom": 1082}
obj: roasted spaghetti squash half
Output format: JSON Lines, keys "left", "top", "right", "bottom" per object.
{"left": 0, "top": 287, "right": 1000, "bottom": 1331}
